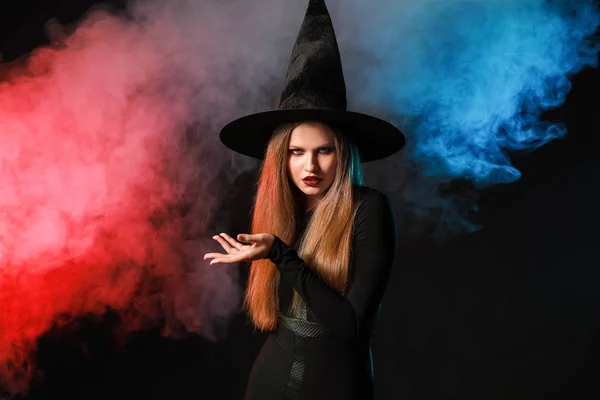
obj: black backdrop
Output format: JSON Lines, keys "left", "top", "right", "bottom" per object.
{"left": 1, "top": 1, "right": 599, "bottom": 399}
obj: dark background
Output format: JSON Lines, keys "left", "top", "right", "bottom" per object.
{"left": 1, "top": 1, "right": 599, "bottom": 399}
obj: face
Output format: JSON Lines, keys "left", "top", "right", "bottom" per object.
{"left": 287, "top": 121, "right": 338, "bottom": 209}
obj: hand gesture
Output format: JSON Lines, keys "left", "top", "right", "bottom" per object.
{"left": 203, "top": 232, "right": 275, "bottom": 265}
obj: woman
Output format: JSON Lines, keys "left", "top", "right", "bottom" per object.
{"left": 205, "top": 1, "right": 406, "bottom": 398}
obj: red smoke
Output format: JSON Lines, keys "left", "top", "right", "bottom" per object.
{"left": 0, "top": 8, "right": 239, "bottom": 395}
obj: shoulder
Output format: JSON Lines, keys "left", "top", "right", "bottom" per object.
{"left": 351, "top": 185, "right": 398, "bottom": 241}
{"left": 353, "top": 184, "right": 391, "bottom": 207}
{"left": 352, "top": 185, "right": 394, "bottom": 222}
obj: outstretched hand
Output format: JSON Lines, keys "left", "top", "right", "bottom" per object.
{"left": 204, "top": 232, "right": 276, "bottom": 265}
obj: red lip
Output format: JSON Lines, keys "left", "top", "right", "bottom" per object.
{"left": 302, "top": 177, "right": 322, "bottom": 187}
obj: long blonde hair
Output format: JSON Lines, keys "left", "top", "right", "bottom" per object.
{"left": 245, "top": 121, "right": 363, "bottom": 330}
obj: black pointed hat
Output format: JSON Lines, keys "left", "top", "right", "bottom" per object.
{"left": 219, "top": 0, "right": 406, "bottom": 162}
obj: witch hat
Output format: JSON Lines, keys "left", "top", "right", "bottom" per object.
{"left": 219, "top": 0, "right": 405, "bottom": 162}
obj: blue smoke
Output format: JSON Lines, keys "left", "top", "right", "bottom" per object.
{"left": 342, "top": 0, "right": 600, "bottom": 187}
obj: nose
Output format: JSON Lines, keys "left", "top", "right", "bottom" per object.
{"left": 304, "top": 152, "right": 319, "bottom": 172}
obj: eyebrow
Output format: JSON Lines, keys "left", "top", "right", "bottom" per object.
{"left": 288, "top": 143, "right": 335, "bottom": 149}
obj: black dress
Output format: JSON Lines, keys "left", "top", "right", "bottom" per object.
{"left": 244, "top": 185, "right": 397, "bottom": 400}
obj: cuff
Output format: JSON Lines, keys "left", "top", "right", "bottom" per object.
{"left": 267, "top": 235, "right": 288, "bottom": 264}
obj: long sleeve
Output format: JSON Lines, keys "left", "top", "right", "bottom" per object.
{"left": 267, "top": 189, "right": 397, "bottom": 340}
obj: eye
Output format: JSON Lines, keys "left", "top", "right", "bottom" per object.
{"left": 289, "top": 149, "right": 303, "bottom": 155}
{"left": 319, "top": 147, "right": 334, "bottom": 154}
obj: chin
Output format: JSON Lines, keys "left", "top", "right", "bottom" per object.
{"left": 301, "top": 187, "right": 322, "bottom": 195}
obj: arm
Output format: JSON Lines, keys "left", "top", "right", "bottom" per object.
{"left": 268, "top": 191, "right": 397, "bottom": 340}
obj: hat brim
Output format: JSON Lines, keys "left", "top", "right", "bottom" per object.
{"left": 219, "top": 108, "right": 406, "bottom": 163}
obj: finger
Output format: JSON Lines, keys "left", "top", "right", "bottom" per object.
{"left": 210, "top": 251, "right": 255, "bottom": 265}
{"left": 237, "top": 233, "right": 258, "bottom": 243}
{"left": 212, "top": 235, "right": 236, "bottom": 253}
{"left": 209, "top": 254, "right": 242, "bottom": 265}
{"left": 219, "top": 233, "right": 244, "bottom": 250}
{"left": 204, "top": 252, "right": 225, "bottom": 260}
